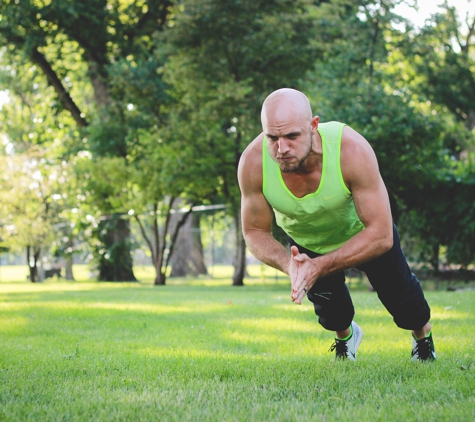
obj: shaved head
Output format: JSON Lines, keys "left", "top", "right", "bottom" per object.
{"left": 261, "top": 88, "right": 313, "bottom": 130}
{"left": 261, "top": 89, "right": 318, "bottom": 173}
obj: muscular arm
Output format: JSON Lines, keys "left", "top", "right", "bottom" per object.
{"left": 317, "top": 126, "right": 393, "bottom": 272}
{"left": 238, "top": 135, "right": 292, "bottom": 275}
{"left": 291, "top": 126, "right": 393, "bottom": 303}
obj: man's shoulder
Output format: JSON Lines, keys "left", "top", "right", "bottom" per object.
{"left": 341, "top": 125, "right": 374, "bottom": 156}
{"left": 240, "top": 133, "right": 264, "bottom": 167}
{"left": 238, "top": 133, "right": 264, "bottom": 187}
{"left": 340, "top": 125, "right": 379, "bottom": 186}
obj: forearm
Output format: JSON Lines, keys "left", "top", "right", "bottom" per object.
{"left": 315, "top": 225, "right": 393, "bottom": 278}
{"left": 244, "top": 229, "right": 291, "bottom": 275}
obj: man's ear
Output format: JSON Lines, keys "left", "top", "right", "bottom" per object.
{"left": 311, "top": 115, "right": 320, "bottom": 131}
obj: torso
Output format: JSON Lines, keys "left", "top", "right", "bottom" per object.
{"left": 259, "top": 121, "right": 365, "bottom": 254}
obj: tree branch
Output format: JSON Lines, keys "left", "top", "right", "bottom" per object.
{"left": 158, "top": 195, "right": 176, "bottom": 270}
{"left": 30, "top": 48, "right": 88, "bottom": 127}
{"left": 461, "top": 15, "right": 475, "bottom": 55}
{"left": 135, "top": 214, "right": 156, "bottom": 263}
{"left": 152, "top": 202, "right": 160, "bottom": 264}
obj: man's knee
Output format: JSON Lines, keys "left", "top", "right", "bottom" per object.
{"left": 309, "top": 296, "right": 355, "bottom": 332}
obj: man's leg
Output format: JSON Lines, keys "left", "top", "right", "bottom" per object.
{"left": 356, "top": 225, "right": 435, "bottom": 360}
{"left": 288, "top": 238, "right": 362, "bottom": 360}
{"left": 288, "top": 238, "right": 355, "bottom": 331}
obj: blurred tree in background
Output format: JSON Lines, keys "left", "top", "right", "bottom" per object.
{"left": 0, "top": 0, "right": 174, "bottom": 281}
{"left": 162, "top": 0, "right": 321, "bottom": 284}
{"left": 303, "top": 0, "right": 475, "bottom": 274}
{"left": 398, "top": 2, "right": 475, "bottom": 271}
{"left": 1, "top": 0, "right": 474, "bottom": 283}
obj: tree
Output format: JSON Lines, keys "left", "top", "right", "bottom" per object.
{"left": 74, "top": 120, "right": 216, "bottom": 284}
{"left": 393, "top": 3, "right": 475, "bottom": 270}
{"left": 0, "top": 54, "right": 79, "bottom": 281}
{"left": 302, "top": 0, "right": 449, "bottom": 215}
{"left": 299, "top": 0, "right": 475, "bottom": 272}
{"left": 0, "top": 152, "right": 68, "bottom": 282}
{"left": 163, "top": 0, "right": 322, "bottom": 285}
{"left": 411, "top": 3, "right": 475, "bottom": 132}
{"left": 0, "top": 0, "right": 175, "bottom": 281}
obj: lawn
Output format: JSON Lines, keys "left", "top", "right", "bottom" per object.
{"left": 1, "top": 270, "right": 474, "bottom": 421}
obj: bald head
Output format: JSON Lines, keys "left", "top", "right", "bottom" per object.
{"left": 261, "top": 88, "right": 312, "bottom": 130}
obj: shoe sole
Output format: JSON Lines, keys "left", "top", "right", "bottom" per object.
{"left": 352, "top": 323, "right": 363, "bottom": 360}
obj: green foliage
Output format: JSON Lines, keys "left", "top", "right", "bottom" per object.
{"left": 391, "top": 4, "right": 475, "bottom": 267}
{"left": 1, "top": 0, "right": 474, "bottom": 275}
{"left": 0, "top": 155, "right": 50, "bottom": 252}
{"left": 406, "top": 5, "right": 475, "bottom": 131}
{"left": 169, "top": 0, "right": 319, "bottom": 87}
{"left": 0, "top": 0, "right": 177, "bottom": 280}
{"left": 302, "top": 0, "right": 475, "bottom": 267}
{"left": 161, "top": 0, "right": 323, "bottom": 283}
{"left": 0, "top": 151, "right": 70, "bottom": 277}
{"left": 164, "top": 0, "right": 322, "bottom": 195}
{"left": 406, "top": 165, "right": 475, "bottom": 268}
{"left": 0, "top": 51, "right": 79, "bottom": 154}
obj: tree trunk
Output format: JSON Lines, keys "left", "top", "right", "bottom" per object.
{"left": 154, "top": 272, "right": 166, "bottom": 285}
{"left": 27, "top": 246, "right": 43, "bottom": 283}
{"left": 232, "top": 210, "right": 246, "bottom": 286}
{"left": 170, "top": 212, "right": 208, "bottom": 277}
{"left": 97, "top": 215, "right": 137, "bottom": 282}
{"left": 430, "top": 243, "right": 440, "bottom": 274}
{"left": 64, "top": 237, "right": 75, "bottom": 281}
{"left": 37, "top": 267, "right": 45, "bottom": 283}
{"left": 190, "top": 212, "right": 208, "bottom": 276}
{"left": 27, "top": 246, "right": 37, "bottom": 283}
{"left": 169, "top": 215, "right": 191, "bottom": 277}
{"left": 154, "top": 260, "right": 166, "bottom": 285}
{"left": 65, "top": 254, "right": 75, "bottom": 281}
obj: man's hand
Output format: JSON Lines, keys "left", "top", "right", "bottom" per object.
{"left": 290, "top": 246, "right": 319, "bottom": 305}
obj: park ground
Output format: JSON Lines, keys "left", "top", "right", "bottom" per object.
{"left": 1, "top": 265, "right": 474, "bottom": 421}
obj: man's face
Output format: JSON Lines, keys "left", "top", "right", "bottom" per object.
{"left": 263, "top": 106, "right": 315, "bottom": 173}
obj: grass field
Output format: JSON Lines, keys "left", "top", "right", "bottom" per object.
{"left": 1, "top": 267, "right": 474, "bottom": 421}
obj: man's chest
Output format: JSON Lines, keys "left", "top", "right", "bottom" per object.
{"left": 282, "top": 170, "right": 322, "bottom": 198}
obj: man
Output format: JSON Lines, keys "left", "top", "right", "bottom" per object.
{"left": 238, "top": 88, "right": 436, "bottom": 361}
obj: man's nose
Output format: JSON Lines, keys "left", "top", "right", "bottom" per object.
{"left": 278, "top": 139, "right": 290, "bottom": 154}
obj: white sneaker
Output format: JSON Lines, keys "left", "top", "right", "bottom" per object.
{"left": 411, "top": 332, "right": 436, "bottom": 361}
{"left": 329, "top": 321, "right": 363, "bottom": 361}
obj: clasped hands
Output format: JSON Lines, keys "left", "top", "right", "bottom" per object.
{"left": 289, "top": 245, "right": 319, "bottom": 305}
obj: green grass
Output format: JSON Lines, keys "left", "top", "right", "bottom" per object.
{"left": 1, "top": 274, "right": 474, "bottom": 421}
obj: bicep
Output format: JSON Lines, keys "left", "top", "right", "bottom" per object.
{"left": 342, "top": 129, "right": 392, "bottom": 231}
{"left": 352, "top": 171, "right": 392, "bottom": 230}
{"left": 241, "top": 188, "right": 274, "bottom": 234}
{"left": 238, "top": 149, "right": 274, "bottom": 235}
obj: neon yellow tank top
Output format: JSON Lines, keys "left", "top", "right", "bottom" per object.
{"left": 262, "top": 121, "right": 364, "bottom": 254}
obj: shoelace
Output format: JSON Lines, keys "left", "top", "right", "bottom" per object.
{"left": 329, "top": 339, "right": 348, "bottom": 358}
